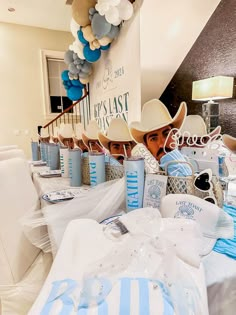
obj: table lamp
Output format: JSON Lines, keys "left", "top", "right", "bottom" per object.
{"left": 192, "top": 76, "right": 234, "bottom": 133}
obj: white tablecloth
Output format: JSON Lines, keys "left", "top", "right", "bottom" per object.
{"left": 203, "top": 251, "right": 236, "bottom": 315}
{"left": 31, "top": 166, "right": 71, "bottom": 207}
{"left": 29, "top": 165, "right": 236, "bottom": 315}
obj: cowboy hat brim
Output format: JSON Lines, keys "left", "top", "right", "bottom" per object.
{"left": 98, "top": 132, "right": 133, "bottom": 150}
{"left": 130, "top": 101, "right": 187, "bottom": 144}
{"left": 207, "top": 125, "right": 221, "bottom": 139}
{"left": 222, "top": 134, "right": 236, "bottom": 153}
{"left": 82, "top": 133, "right": 99, "bottom": 149}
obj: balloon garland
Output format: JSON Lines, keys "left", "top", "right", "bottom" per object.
{"left": 62, "top": 0, "right": 135, "bottom": 101}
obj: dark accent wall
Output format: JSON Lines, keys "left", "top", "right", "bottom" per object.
{"left": 160, "top": 0, "right": 236, "bottom": 136}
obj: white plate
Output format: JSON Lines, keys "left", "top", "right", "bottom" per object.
{"left": 39, "top": 170, "right": 61, "bottom": 178}
{"left": 31, "top": 160, "right": 47, "bottom": 166}
{"left": 42, "top": 187, "right": 90, "bottom": 203}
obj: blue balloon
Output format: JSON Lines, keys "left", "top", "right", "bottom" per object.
{"left": 78, "top": 29, "right": 88, "bottom": 45}
{"left": 63, "top": 83, "right": 70, "bottom": 90}
{"left": 71, "top": 79, "right": 84, "bottom": 88}
{"left": 67, "top": 86, "right": 83, "bottom": 101}
{"left": 83, "top": 44, "right": 101, "bottom": 63}
{"left": 61, "top": 70, "right": 69, "bottom": 81}
{"left": 100, "top": 43, "right": 111, "bottom": 51}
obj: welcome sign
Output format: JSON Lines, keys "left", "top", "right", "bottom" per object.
{"left": 89, "top": 9, "right": 141, "bottom": 131}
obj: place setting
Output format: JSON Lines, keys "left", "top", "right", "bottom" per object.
{"left": 42, "top": 187, "right": 90, "bottom": 204}
{"left": 38, "top": 170, "right": 62, "bottom": 178}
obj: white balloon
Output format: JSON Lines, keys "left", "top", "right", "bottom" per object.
{"left": 117, "top": 0, "right": 133, "bottom": 20}
{"left": 95, "top": 2, "right": 109, "bottom": 15}
{"left": 111, "top": 0, "right": 121, "bottom": 6}
{"left": 105, "top": 7, "right": 121, "bottom": 25}
{"left": 69, "top": 41, "right": 77, "bottom": 53}
{"left": 80, "top": 76, "right": 90, "bottom": 84}
{"left": 69, "top": 40, "right": 85, "bottom": 60}
{"left": 70, "top": 18, "right": 80, "bottom": 38}
{"left": 75, "top": 40, "right": 85, "bottom": 60}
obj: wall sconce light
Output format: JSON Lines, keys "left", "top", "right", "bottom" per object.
{"left": 192, "top": 76, "right": 234, "bottom": 133}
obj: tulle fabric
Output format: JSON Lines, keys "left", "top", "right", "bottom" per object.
{"left": 21, "top": 178, "right": 126, "bottom": 256}
{"left": 49, "top": 209, "right": 204, "bottom": 315}
{"left": 0, "top": 252, "right": 52, "bottom": 315}
{"left": 78, "top": 209, "right": 203, "bottom": 315}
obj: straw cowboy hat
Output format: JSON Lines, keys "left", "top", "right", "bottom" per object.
{"left": 98, "top": 118, "right": 133, "bottom": 150}
{"left": 129, "top": 99, "right": 187, "bottom": 144}
{"left": 39, "top": 128, "right": 50, "bottom": 143}
{"left": 58, "top": 124, "right": 74, "bottom": 149}
{"left": 59, "top": 124, "right": 74, "bottom": 138}
{"left": 222, "top": 134, "right": 236, "bottom": 153}
{"left": 82, "top": 120, "right": 101, "bottom": 148}
{"left": 180, "top": 115, "right": 221, "bottom": 139}
{"left": 74, "top": 123, "right": 84, "bottom": 140}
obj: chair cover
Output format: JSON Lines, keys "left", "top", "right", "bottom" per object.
{"left": 0, "top": 149, "right": 25, "bottom": 161}
{"left": 0, "top": 158, "right": 40, "bottom": 284}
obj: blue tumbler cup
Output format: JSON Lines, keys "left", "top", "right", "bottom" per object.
{"left": 48, "top": 143, "right": 60, "bottom": 170}
{"left": 69, "top": 148, "right": 82, "bottom": 187}
{"left": 89, "top": 152, "right": 105, "bottom": 187}
{"left": 31, "top": 141, "right": 39, "bottom": 161}
{"left": 124, "top": 157, "right": 145, "bottom": 212}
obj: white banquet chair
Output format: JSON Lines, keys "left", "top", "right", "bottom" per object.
{"left": 0, "top": 157, "right": 52, "bottom": 315}
{"left": 0, "top": 148, "right": 26, "bottom": 161}
{"left": 0, "top": 145, "right": 18, "bottom": 151}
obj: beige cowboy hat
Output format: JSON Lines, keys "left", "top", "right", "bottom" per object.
{"left": 129, "top": 99, "right": 187, "bottom": 144}
{"left": 180, "top": 115, "right": 221, "bottom": 138}
{"left": 59, "top": 124, "right": 74, "bottom": 138}
{"left": 74, "top": 123, "right": 84, "bottom": 140}
{"left": 98, "top": 118, "right": 133, "bottom": 150}
{"left": 222, "top": 134, "right": 236, "bottom": 154}
{"left": 82, "top": 120, "right": 101, "bottom": 148}
{"left": 39, "top": 128, "right": 50, "bottom": 143}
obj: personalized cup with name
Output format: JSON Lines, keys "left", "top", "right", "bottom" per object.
{"left": 60, "top": 147, "right": 69, "bottom": 178}
{"left": 48, "top": 143, "right": 60, "bottom": 170}
{"left": 31, "top": 141, "right": 39, "bottom": 161}
{"left": 89, "top": 152, "right": 106, "bottom": 187}
{"left": 69, "top": 148, "right": 82, "bottom": 187}
{"left": 124, "top": 157, "right": 145, "bottom": 212}
{"left": 40, "top": 142, "right": 47, "bottom": 162}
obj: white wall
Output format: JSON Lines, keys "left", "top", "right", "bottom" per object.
{"left": 0, "top": 22, "right": 73, "bottom": 158}
{"left": 140, "top": 0, "right": 221, "bottom": 105}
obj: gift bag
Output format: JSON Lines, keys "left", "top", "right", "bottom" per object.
{"left": 164, "top": 161, "right": 196, "bottom": 195}
{"left": 143, "top": 173, "right": 168, "bottom": 209}
{"left": 82, "top": 156, "right": 90, "bottom": 185}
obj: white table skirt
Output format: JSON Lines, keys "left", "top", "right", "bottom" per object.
{"left": 203, "top": 251, "right": 236, "bottom": 315}
{"left": 31, "top": 166, "right": 71, "bottom": 207}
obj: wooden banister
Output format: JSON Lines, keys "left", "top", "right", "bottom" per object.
{"left": 43, "top": 88, "right": 88, "bottom": 128}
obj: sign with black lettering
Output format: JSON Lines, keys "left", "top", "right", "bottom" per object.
{"left": 89, "top": 11, "right": 141, "bottom": 131}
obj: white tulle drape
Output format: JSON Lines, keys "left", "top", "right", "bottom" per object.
{"left": 21, "top": 178, "right": 126, "bottom": 256}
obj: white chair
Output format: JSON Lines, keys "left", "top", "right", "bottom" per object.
{"left": 0, "top": 158, "right": 52, "bottom": 314}
{"left": 0, "top": 145, "right": 18, "bottom": 151}
{"left": 0, "top": 149, "right": 25, "bottom": 161}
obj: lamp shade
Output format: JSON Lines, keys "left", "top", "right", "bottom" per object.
{"left": 192, "top": 76, "right": 234, "bottom": 101}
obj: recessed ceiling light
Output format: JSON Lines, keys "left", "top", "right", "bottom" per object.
{"left": 8, "top": 7, "right": 15, "bottom": 12}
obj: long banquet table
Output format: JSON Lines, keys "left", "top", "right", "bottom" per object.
{"left": 29, "top": 164, "right": 236, "bottom": 315}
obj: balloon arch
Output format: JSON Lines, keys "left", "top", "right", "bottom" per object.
{"left": 61, "top": 0, "right": 137, "bottom": 101}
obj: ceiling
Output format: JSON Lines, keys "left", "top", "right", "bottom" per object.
{"left": 0, "top": 0, "right": 72, "bottom": 32}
